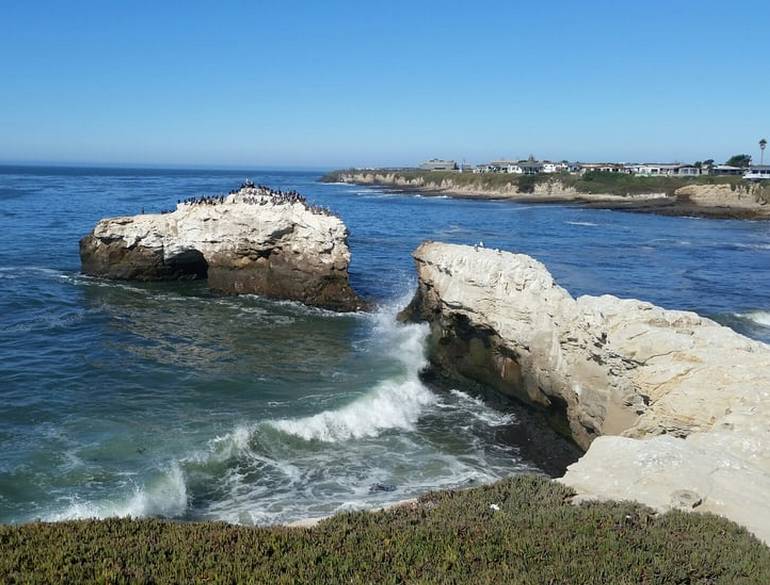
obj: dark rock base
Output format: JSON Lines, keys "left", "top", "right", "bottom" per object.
{"left": 80, "top": 236, "right": 365, "bottom": 312}
{"left": 400, "top": 286, "right": 591, "bottom": 450}
{"left": 79, "top": 235, "right": 208, "bottom": 281}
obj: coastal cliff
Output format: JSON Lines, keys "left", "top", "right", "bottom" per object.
{"left": 80, "top": 185, "right": 365, "bottom": 311}
{"left": 401, "top": 241, "right": 770, "bottom": 542}
{"left": 324, "top": 170, "right": 770, "bottom": 219}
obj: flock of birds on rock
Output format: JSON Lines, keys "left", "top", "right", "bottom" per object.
{"left": 156, "top": 180, "right": 336, "bottom": 217}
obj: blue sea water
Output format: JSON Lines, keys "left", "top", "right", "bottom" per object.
{"left": 1, "top": 165, "right": 769, "bottom": 525}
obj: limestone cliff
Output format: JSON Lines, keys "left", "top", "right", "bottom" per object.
{"left": 327, "top": 171, "right": 770, "bottom": 218}
{"left": 401, "top": 241, "right": 770, "bottom": 542}
{"left": 80, "top": 186, "right": 365, "bottom": 311}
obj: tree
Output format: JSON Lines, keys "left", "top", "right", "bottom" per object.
{"left": 725, "top": 154, "right": 752, "bottom": 167}
{"left": 703, "top": 159, "right": 714, "bottom": 166}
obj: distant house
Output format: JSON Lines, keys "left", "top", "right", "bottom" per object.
{"left": 629, "top": 163, "right": 701, "bottom": 177}
{"left": 486, "top": 160, "right": 521, "bottom": 173}
{"left": 473, "top": 163, "right": 494, "bottom": 173}
{"left": 542, "top": 161, "right": 576, "bottom": 174}
{"left": 485, "top": 160, "right": 545, "bottom": 175}
{"left": 578, "top": 163, "right": 627, "bottom": 174}
{"left": 707, "top": 164, "right": 745, "bottom": 176}
{"left": 419, "top": 159, "right": 458, "bottom": 171}
{"left": 744, "top": 165, "right": 770, "bottom": 181}
{"left": 515, "top": 160, "right": 544, "bottom": 175}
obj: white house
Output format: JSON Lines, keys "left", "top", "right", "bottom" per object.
{"left": 542, "top": 161, "right": 576, "bottom": 174}
{"left": 707, "top": 164, "right": 745, "bottom": 176}
{"left": 744, "top": 165, "right": 770, "bottom": 181}
{"left": 487, "top": 160, "right": 522, "bottom": 173}
{"left": 629, "top": 163, "right": 701, "bottom": 177}
{"left": 578, "top": 163, "right": 628, "bottom": 174}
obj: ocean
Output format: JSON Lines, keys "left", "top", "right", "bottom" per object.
{"left": 1, "top": 165, "right": 769, "bottom": 525}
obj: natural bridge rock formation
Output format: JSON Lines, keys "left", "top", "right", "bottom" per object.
{"left": 401, "top": 241, "right": 770, "bottom": 543}
{"left": 80, "top": 185, "right": 365, "bottom": 311}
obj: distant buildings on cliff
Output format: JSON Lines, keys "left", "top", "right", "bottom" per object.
{"left": 417, "top": 157, "right": 770, "bottom": 180}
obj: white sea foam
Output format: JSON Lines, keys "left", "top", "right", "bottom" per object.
{"left": 48, "top": 464, "right": 188, "bottom": 521}
{"left": 738, "top": 311, "right": 770, "bottom": 328}
{"left": 732, "top": 243, "right": 770, "bottom": 251}
{"left": 269, "top": 377, "right": 434, "bottom": 442}
{"left": 447, "top": 390, "right": 515, "bottom": 427}
{"left": 268, "top": 301, "right": 433, "bottom": 442}
{"left": 565, "top": 221, "right": 599, "bottom": 227}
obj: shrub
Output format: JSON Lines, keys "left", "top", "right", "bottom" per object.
{"left": 1, "top": 475, "right": 767, "bottom": 584}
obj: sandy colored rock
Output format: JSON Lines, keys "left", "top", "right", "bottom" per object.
{"left": 330, "top": 171, "right": 770, "bottom": 219}
{"left": 80, "top": 186, "right": 364, "bottom": 311}
{"left": 402, "top": 241, "right": 770, "bottom": 542}
{"left": 675, "top": 182, "right": 768, "bottom": 209}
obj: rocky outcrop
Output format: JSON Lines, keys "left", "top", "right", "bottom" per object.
{"left": 327, "top": 171, "right": 671, "bottom": 201}
{"left": 401, "top": 241, "right": 770, "bottom": 542}
{"left": 326, "top": 171, "right": 770, "bottom": 219}
{"left": 675, "top": 182, "right": 768, "bottom": 209}
{"left": 80, "top": 186, "right": 365, "bottom": 311}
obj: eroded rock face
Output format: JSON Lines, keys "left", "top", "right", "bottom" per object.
{"left": 402, "top": 241, "right": 770, "bottom": 542}
{"left": 80, "top": 187, "right": 365, "bottom": 311}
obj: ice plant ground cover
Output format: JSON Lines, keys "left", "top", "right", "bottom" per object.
{"left": 1, "top": 475, "right": 768, "bottom": 584}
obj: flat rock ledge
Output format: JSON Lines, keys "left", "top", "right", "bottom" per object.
{"left": 80, "top": 186, "right": 365, "bottom": 311}
{"left": 400, "top": 241, "right": 770, "bottom": 543}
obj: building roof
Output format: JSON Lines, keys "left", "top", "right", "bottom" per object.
{"left": 634, "top": 163, "right": 695, "bottom": 169}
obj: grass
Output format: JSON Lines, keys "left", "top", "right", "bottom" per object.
{"left": 321, "top": 169, "right": 767, "bottom": 198}
{"left": 2, "top": 475, "right": 768, "bottom": 584}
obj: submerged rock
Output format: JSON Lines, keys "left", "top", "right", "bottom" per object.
{"left": 80, "top": 186, "right": 365, "bottom": 311}
{"left": 401, "top": 241, "right": 770, "bottom": 543}
{"left": 369, "top": 483, "right": 397, "bottom": 493}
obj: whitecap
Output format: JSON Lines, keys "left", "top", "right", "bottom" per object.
{"left": 565, "top": 221, "right": 599, "bottom": 227}
{"left": 732, "top": 243, "right": 770, "bottom": 251}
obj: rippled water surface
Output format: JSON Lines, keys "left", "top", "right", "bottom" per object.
{"left": 1, "top": 166, "right": 769, "bottom": 524}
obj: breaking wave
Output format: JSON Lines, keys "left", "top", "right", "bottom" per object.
{"left": 42, "top": 299, "right": 436, "bottom": 522}
{"left": 737, "top": 311, "right": 770, "bottom": 328}
{"left": 47, "top": 464, "right": 188, "bottom": 521}
{"left": 268, "top": 303, "right": 432, "bottom": 442}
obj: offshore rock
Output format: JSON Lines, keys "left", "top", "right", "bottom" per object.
{"left": 80, "top": 186, "right": 365, "bottom": 311}
{"left": 401, "top": 241, "right": 770, "bottom": 542}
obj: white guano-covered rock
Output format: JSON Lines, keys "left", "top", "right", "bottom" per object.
{"left": 80, "top": 187, "right": 364, "bottom": 311}
{"left": 402, "top": 241, "right": 770, "bottom": 542}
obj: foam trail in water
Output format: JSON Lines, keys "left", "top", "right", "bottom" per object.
{"left": 447, "top": 390, "right": 515, "bottom": 427}
{"left": 565, "top": 221, "right": 599, "bottom": 227}
{"left": 268, "top": 300, "right": 433, "bottom": 442}
{"left": 47, "top": 464, "right": 188, "bottom": 521}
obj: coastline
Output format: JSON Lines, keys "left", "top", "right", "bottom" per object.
{"left": 323, "top": 171, "right": 770, "bottom": 220}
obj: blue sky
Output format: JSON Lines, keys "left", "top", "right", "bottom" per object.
{"left": 1, "top": 0, "right": 768, "bottom": 168}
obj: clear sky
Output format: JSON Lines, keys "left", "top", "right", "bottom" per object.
{"left": 1, "top": 0, "right": 768, "bottom": 168}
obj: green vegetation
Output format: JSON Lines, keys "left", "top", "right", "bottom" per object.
{"left": 725, "top": 154, "right": 752, "bottom": 167}
{"left": 321, "top": 169, "right": 761, "bottom": 198}
{"left": 2, "top": 476, "right": 768, "bottom": 584}
{"left": 567, "top": 171, "right": 748, "bottom": 196}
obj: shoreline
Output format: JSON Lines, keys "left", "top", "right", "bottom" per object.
{"left": 324, "top": 173, "right": 770, "bottom": 220}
